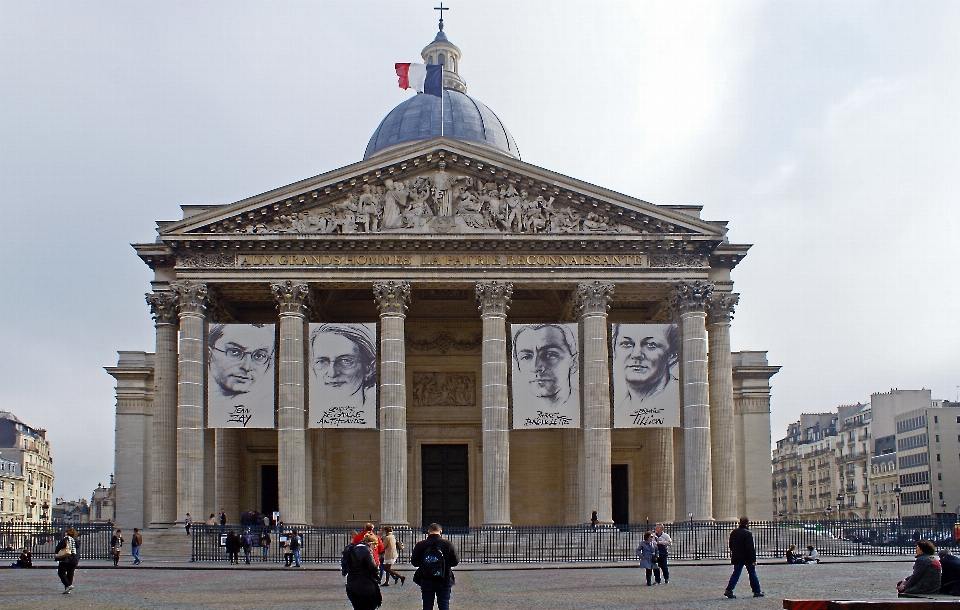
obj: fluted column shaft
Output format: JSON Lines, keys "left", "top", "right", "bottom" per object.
{"left": 707, "top": 293, "right": 739, "bottom": 521}
{"left": 375, "top": 281, "right": 411, "bottom": 526}
{"left": 476, "top": 281, "right": 513, "bottom": 526}
{"left": 648, "top": 428, "right": 675, "bottom": 522}
{"left": 215, "top": 429, "right": 240, "bottom": 520}
{"left": 577, "top": 282, "right": 614, "bottom": 524}
{"left": 147, "top": 291, "right": 178, "bottom": 527}
{"left": 172, "top": 281, "right": 209, "bottom": 522}
{"left": 272, "top": 281, "right": 311, "bottom": 525}
{"left": 671, "top": 281, "right": 714, "bottom": 521}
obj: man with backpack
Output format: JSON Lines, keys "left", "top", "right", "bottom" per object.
{"left": 411, "top": 523, "right": 459, "bottom": 610}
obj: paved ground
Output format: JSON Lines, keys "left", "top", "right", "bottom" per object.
{"left": 0, "top": 559, "right": 937, "bottom": 610}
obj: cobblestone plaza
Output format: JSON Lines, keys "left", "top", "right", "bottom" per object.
{"left": 1, "top": 560, "right": 919, "bottom": 610}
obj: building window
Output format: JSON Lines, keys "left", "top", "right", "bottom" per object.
{"left": 934, "top": 416, "right": 938, "bottom": 423}
{"left": 939, "top": 473, "right": 942, "bottom": 481}
{"left": 936, "top": 454, "right": 941, "bottom": 461}
{"left": 940, "top": 492, "right": 944, "bottom": 500}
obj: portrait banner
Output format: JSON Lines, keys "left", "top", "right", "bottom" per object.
{"left": 611, "top": 323, "right": 680, "bottom": 428}
{"left": 308, "top": 323, "right": 378, "bottom": 428}
{"left": 207, "top": 323, "right": 276, "bottom": 428}
{"left": 510, "top": 323, "right": 580, "bottom": 428}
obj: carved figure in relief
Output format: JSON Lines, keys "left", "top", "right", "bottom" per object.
{"left": 382, "top": 178, "right": 407, "bottom": 229}
{"left": 309, "top": 323, "right": 378, "bottom": 412}
{"left": 357, "top": 185, "right": 381, "bottom": 233}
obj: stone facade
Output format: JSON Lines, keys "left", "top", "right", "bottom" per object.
{"left": 0, "top": 412, "right": 54, "bottom": 524}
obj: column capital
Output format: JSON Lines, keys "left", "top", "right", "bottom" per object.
{"left": 170, "top": 280, "right": 210, "bottom": 317}
{"left": 146, "top": 291, "right": 178, "bottom": 325}
{"left": 576, "top": 281, "right": 614, "bottom": 317}
{"left": 669, "top": 280, "right": 713, "bottom": 316}
{"left": 373, "top": 281, "right": 411, "bottom": 317}
{"left": 476, "top": 281, "right": 513, "bottom": 317}
{"left": 706, "top": 292, "right": 740, "bottom": 325}
{"left": 271, "top": 280, "right": 312, "bottom": 317}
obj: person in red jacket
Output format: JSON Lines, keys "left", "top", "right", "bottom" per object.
{"left": 351, "top": 523, "right": 385, "bottom": 559}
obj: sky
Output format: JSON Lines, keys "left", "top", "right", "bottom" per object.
{"left": 1, "top": 0, "right": 957, "bottom": 503}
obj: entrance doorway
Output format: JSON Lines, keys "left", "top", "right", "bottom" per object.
{"left": 421, "top": 444, "right": 469, "bottom": 527}
{"left": 260, "top": 464, "right": 279, "bottom": 516}
{"left": 611, "top": 464, "right": 629, "bottom": 525}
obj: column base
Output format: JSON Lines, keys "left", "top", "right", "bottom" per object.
{"left": 148, "top": 522, "right": 178, "bottom": 529}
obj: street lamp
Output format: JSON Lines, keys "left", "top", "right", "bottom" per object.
{"left": 894, "top": 484, "right": 902, "bottom": 550}
{"left": 41, "top": 502, "right": 49, "bottom": 525}
{"left": 837, "top": 493, "right": 845, "bottom": 539}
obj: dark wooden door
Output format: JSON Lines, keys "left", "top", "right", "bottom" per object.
{"left": 611, "top": 464, "right": 630, "bottom": 525}
{"left": 261, "top": 464, "right": 279, "bottom": 516}
{"left": 421, "top": 444, "right": 469, "bottom": 527}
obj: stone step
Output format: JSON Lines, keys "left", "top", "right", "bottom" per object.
{"left": 135, "top": 528, "right": 193, "bottom": 560}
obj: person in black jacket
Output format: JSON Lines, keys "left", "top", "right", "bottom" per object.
{"left": 897, "top": 540, "right": 941, "bottom": 596}
{"left": 939, "top": 549, "right": 960, "bottom": 595}
{"left": 224, "top": 531, "right": 241, "bottom": 565}
{"left": 341, "top": 534, "right": 382, "bottom": 610}
{"left": 411, "top": 523, "right": 460, "bottom": 610}
{"left": 724, "top": 517, "right": 764, "bottom": 599}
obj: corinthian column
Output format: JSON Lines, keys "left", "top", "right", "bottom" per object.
{"left": 707, "top": 292, "right": 739, "bottom": 521}
{"left": 271, "top": 280, "right": 311, "bottom": 525}
{"left": 171, "top": 280, "right": 209, "bottom": 522}
{"left": 671, "top": 281, "right": 714, "bottom": 521}
{"left": 577, "top": 281, "right": 614, "bottom": 525}
{"left": 374, "top": 281, "right": 411, "bottom": 526}
{"left": 146, "top": 291, "right": 178, "bottom": 527}
{"left": 476, "top": 281, "right": 513, "bottom": 526}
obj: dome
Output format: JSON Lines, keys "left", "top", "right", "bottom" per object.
{"left": 363, "top": 89, "right": 520, "bottom": 160}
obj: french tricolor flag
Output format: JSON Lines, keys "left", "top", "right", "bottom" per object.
{"left": 395, "top": 63, "right": 443, "bottom": 97}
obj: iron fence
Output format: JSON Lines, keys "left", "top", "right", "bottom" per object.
{"left": 191, "top": 517, "right": 959, "bottom": 563}
{"left": 0, "top": 521, "right": 114, "bottom": 563}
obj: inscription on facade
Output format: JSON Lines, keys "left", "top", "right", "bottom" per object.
{"left": 178, "top": 253, "right": 652, "bottom": 269}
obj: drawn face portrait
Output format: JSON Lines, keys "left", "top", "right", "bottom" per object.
{"left": 514, "top": 325, "right": 577, "bottom": 406}
{"left": 309, "top": 324, "right": 377, "bottom": 412}
{"left": 613, "top": 324, "right": 678, "bottom": 398}
{"left": 209, "top": 324, "right": 275, "bottom": 397}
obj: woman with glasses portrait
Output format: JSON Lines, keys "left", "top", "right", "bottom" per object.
{"left": 309, "top": 323, "right": 377, "bottom": 428}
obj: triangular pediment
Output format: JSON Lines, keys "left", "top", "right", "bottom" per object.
{"left": 159, "top": 138, "right": 726, "bottom": 240}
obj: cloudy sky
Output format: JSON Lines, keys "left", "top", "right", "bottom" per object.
{"left": 1, "top": 1, "right": 957, "bottom": 502}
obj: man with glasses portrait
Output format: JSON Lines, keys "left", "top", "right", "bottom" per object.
{"left": 207, "top": 323, "right": 276, "bottom": 427}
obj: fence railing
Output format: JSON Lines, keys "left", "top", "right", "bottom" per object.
{"left": 0, "top": 521, "right": 114, "bottom": 562}
{"left": 190, "top": 517, "right": 960, "bottom": 563}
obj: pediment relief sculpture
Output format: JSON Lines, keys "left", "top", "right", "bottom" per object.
{"left": 192, "top": 170, "right": 698, "bottom": 237}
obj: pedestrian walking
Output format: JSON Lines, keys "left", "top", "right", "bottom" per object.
{"left": 110, "top": 528, "right": 123, "bottom": 567}
{"left": 55, "top": 528, "right": 80, "bottom": 594}
{"left": 342, "top": 533, "right": 382, "bottom": 610}
{"left": 225, "top": 531, "right": 241, "bottom": 565}
{"left": 380, "top": 526, "right": 405, "bottom": 586}
{"left": 590, "top": 510, "right": 599, "bottom": 529}
{"left": 131, "top": 527, "right": 143, "bottom": 565}
{"left": 184, "top": 513, "right": 193, "bottom": 534}
{"left": 724, "top": 517, "right": 764, "bottom": 598}
{"left": 289, "top": 528, "right": 302, "bottom": 567}
{"left": 260, "top": 529, "right": 271, "bottom": 562}
{"left": 219, "top": 509, "right": 227, "bottom": 531}
{"left": 652, "top": 522, "right": 672, "bottom": 584}
{"left": 411, "top": 523, "right": 459, "bottom": 610}
{"left": 636, "top": 531, "right": 660, "bottom": 586}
